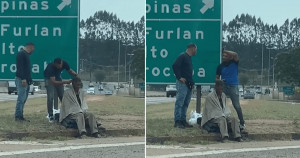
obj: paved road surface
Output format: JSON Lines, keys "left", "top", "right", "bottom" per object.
{"left": 147, "top": 140, "right": 300, "bottom": 158}
{"left": 146, "top": 97, "right": 196, "bottom": 105}
{"left": 0, "top": 93, "right": 46, "bottom": 102}
{"left": 0, "top": 137, "right": 145, "bottom": 158}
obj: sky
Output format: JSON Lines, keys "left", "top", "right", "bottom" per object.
{"left": 223, "top": 0, "right": 300, "bottom": 25}
{"left": 80, "top": 0, "right": 145, "bottom": 22}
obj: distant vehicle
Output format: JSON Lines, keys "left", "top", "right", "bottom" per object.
{"left": 88, "top": 82, "right": 94, "bottom": 88}
{"left": 244, "top": 90, "right": 255, "bottom": 99}
{"left": 98, "top": 85, "right": 104, "bottom": 91}
{"left": 86, "top": 87, "right": 95, "bottom": 95}
{"left": 33, "top": 86, "right": 40, "bottom": 92}
{"left": 8, "top": 81, "right": 34, "bottom": 95}
{"left": 104, "top": 90, "right": 113, "bottom": 95}
{"left": 239, "top": 88, "right": 244, "bottom": 97}
{"left": 255, "top": 87, "right": 262, "bottom": 94}
{"left": 166, "top": 85, "right": 177, "bottom": 97}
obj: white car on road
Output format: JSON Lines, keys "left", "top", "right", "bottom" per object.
{"left": 166, "top": 85, "right": 177, "bottom": 97}
{"left": 87, "top": 87, "right": 95, "bottom": 95}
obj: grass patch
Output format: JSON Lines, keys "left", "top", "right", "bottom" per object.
{"left": 88, "top": 96, "right": 145, "bottom": 116}
{"left": 147, "top": 98, "right": 300, "bottom": 138}
{"left": 0, "top": 95, "right": 144, "bottom": 139}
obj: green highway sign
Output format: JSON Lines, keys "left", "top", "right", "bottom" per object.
{"left": 283, "top": 86, "right": 295, "bottom": 95}
{"left": 146, "top": 0, "right": 222, "bottom": 85}
{"left": 146, "top": 0, "right": 221, "bottom": 19}
{"left": 0, "top": 0, "right": 79, "bottom": 80}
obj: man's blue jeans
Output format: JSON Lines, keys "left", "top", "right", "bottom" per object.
{"left": 174, "top": 80, "right": 192, "bottom": 122}
{"left": 15, "top": 77, "right": 29, "bottom": 119}
{"left": 45, "top": 79, "right": 64, "bottom": 117}
{"left": 223, "top": 84, "right": 245, "bottom": 125}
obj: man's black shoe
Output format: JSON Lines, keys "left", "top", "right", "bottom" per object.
{"left": 91, "top": 133, "right": 100, "bottom": 138}
{"left": 182, "top": 121, "right": 193, "bottom": 128}
{"left": 174, "top": 121, "right": 185, "bottom": 129}
{"left": 15, "top": 117, "right": 30, "bottom": 122}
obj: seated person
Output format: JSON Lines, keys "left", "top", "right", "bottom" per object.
{"left": 201, "top": 80, "right": 243, "bottom": 142}
{"left": 59, "top": 77, "right": 100, "bottom": 138}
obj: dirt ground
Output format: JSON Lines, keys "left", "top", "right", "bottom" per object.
{"left": 86, "top": 95, "right": 145, "bottom": 130}
{"left": 245, "top": 119, "right": 300, "bottom": 134}
{"left": 98, "top": 115, "right": 145, "bottom": 130}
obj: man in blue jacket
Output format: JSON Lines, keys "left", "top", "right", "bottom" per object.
{"left": 216, "top": 49, "right": 245, "bottom": 130}
{"left": 15, "top": 42, "right": 35, "bottom": 122}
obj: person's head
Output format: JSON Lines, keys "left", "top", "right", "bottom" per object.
{"left": 214, "top": 79, "right": 224, "bottom": 95}
{"left": 186, "top": 43, "right": 197, "bottom": 56}
{"left": 222, "top": 50, "right": 233, "bottom": 62}
{"left": 53, "top": 58, "right": 63, "bottom": 69}
{"left": 25, "top": 42, "right": 35, "bottom": 54}
{"left": 72, "top": 77, "right": 83, "bottom": 90}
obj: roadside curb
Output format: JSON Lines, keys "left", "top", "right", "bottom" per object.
{"left": 1, "top": 129, "right": 145, "bottom": 140}
{"left": 146, "top": 95, "right": 165, "bottom": 97}
{"left": 147, "top": 133, "right": 300, "bottom": 144}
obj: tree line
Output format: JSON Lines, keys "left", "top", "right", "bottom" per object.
{"left": 223, "top": 14, "right": 300, "bottom": 86}
{"left": 79, "top": 10, "right": 145, "bottom": 81}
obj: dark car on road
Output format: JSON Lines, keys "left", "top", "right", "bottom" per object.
{"left": 243, "top": 90, "right": 255, "bottom": 99}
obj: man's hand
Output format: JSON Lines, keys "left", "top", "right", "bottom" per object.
{"left": 63, "top": 80, "right": 72, "bottom": 84}
{"left": 21, "top": 80, "right": 27, "bottom": 87}
{"left": 179, "top": 78, "right": 186, "bottom": 84}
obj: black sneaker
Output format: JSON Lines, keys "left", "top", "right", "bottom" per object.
{"left": 174, "top": 121, "right": 185, "bottom": 129}
{"left": 239, "top": 124, "right": 246, "bottom": 130}
{"left": 78, "top": 131, "right": 88, "bottom": 139}
{"left": 91, "top": 133, "right": 100, "bottom": 138}
{"left": 182, "top": 121, "right": 193, "bottom": 128}
{"left": 15, "top": 117, "right": 30, "bottom": 122}
{"left": 49, "top": 116, "right": 54, "bottom": 123}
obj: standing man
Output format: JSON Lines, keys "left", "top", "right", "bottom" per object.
{"left": 216, "top": 49, "right": 245, "bottom": 130}
{"left": 44, "top": 58, "right": 77, "bottom": 122}
{"left": 15, "top": 42, "right": 35, "bottom": 122}
{"left": 172, "top": 43, "right": 197, "bottom": 129}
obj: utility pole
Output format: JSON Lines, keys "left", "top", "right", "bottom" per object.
{"left": 261, "top": 43, "right": 263, "bottom": 91}
{"left": 125, "top": 47, "right": 126, "bottom": 82}
{"left": 268, "top": 49, "right": 270, "bottom": 87}
{"left": 117, "top": 40, "right": 120, "bottom": 93}
{"left": 124, "top": 44, "right": 128, "bottom": 82}
{"left": 196, "top": 85, "right": 202, "bottom": 113}
{"left": 89, "top": 56, "right": 92, "bottom": 82}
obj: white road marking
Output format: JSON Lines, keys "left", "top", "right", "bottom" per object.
{"left": 147, "top": 145, "right": 208, "bottom": 150}
{"left": 0, "top": 142, "right": 145, "bottom": 156}
{"left": 0, "top": 141, "right": 56, "bottom": 146}
{"left": 147, "top": 145, "right": 300, "bottom": 158}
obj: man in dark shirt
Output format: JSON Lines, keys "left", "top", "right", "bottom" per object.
{"left": 172, "top": 43, "right": 197, "bottom": 128}
{"left": 216, "top": 49, "right": 245, "bottom": 130}
{"left": 15, "top": 42, "right": 35, "bottom": 122}
{"left": 44, "top": 58, "right": 77, "bottom": 122}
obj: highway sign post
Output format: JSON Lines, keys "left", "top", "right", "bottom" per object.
{"left": 0, "top": 0, "right": 79, "bottom": 80}
{"left": 146, "top": 0, "right": 222, "bottom": 85}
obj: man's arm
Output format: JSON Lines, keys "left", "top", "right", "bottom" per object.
{"left": 225, "top": 50, "right": 238, "bottom": 62}
{"left": 68, "top": 69, "right": 77, "bottom": 77}
{"left": 172, "top": 55, "right": 186, "bottom": 83}
{"left": 17, "top": 53, "right": 28, "bottom": 86}
{"left": 50, "top": 77, "right": 71, "bottom": 85}
{"left": 216, "top": 64, "right": 222, "bottom": 80}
